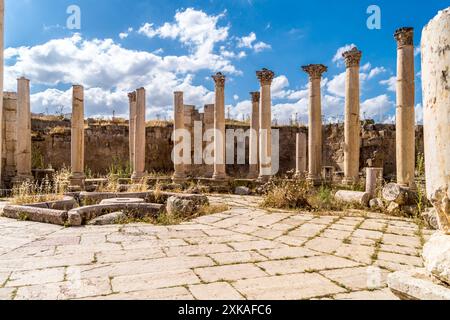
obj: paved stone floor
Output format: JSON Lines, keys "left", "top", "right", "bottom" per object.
{"left": 0, "top": 195, "right": 433, "bottom": 300}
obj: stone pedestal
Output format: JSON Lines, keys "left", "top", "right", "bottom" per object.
{"left": 13, "top": 77, "right": 33, "bottom": 183}
{"left": 295, "top": 132, "right": 307, "bottom": 177}
{"left": 212, "top": 73, "right": 227, "bottom": 181}
{"left": 131, "top": 87, "right": 146, "bottom": 182}
{"left": 395, "top": 27, "right": 416, "bottom": 189}
{"left": 128, "top": 91, "right": 137, "bottom": 173}
{"left": 257, "top": 69, "right": 275, "bottom": 182}
{"left": 172, "top": 91, "right": 186, "bottom": 182}
{"left": 248, "top": 92, "right": 260, "bottom": 179}
{"left": 343, "top": 48, "right": 362, "bottom": 185}
{"left": 69, "top": 85, "right": 85, "bottom": 189}
{"left": 421, "top": 8, "right": 450, "bottom": 234}
{"left": 302, "top": 64, "right": 327, "bottom": 185}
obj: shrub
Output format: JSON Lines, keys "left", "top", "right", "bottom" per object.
{"left": 262, "top": 178, "right": 312, "bottom": 210}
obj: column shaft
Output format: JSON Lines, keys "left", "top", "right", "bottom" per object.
{"left": 70, "top": 85, "right": 85, "bottom": 188}
{"left": 203, "top": 104, "right": 215, "bottom": 178}
{"left": 302, "top": 64, "right": 327, "bottom": 185}
{"left": 257, "top": 69, "right": 275, "bottom": 181}
{"left": 212, "top": 73, "right": 227, "bottom": 180}
{"left": 343, "top": 48, "right": 362, "bottom": 185}
{"left": 132, "top": 87, "right": 146, "bottom": 182}
{"left": 295, "top": 132, "right": 307, "bottom": 176}
{"left": 248, "top": 92, "right": 260, "bottom": 179}
{"left": 0, "top": 1, "right": 4, "bottom": 186}
{"left": 172, "top": 92, "right": 186, "bottom": 181}
{"left": 128, "top": 92, "right": 137, "bottom": 173}
{"left": 15, "top": 77, "right": 32, "bottom": 181}
{"left": 395, "top": 28, "right": 416, "bottom": 189}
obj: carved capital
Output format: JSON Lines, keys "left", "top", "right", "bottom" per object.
{"left": 394, "top": 27, "right": 414, "bottom": 47}
{"left": 250, "top": 92, "right": 260, "bottom": 103}
{"left": 128, "top": 91, "right": 137, "bottom": 102}
{"left": 212, "top": 72, "right": 226, "bottom": 87}
{"left": 301, "top": 64, "right": 328, "bottom": 80}
{"left": 342, "top": 47, "right": 362, "bottom": 68}
{"left": 256, "top": 68, "right": 275, "bottom": 86}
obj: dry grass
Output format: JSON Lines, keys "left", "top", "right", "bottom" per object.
{"left": 146, "top": 120, "right": 173, "bottom": 127}
{"left": 11, "top": 168, "right": 70, "bottom": 205}
{"left": 49, "top": 126, "right": 70, "bottom": 135}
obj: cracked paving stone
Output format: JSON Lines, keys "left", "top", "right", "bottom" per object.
{"left": 333, "top": 288, "right": 399, "bottom": 300}
{"left": 209, "top": 251, "right": 267, "bottom": 265}
{"left": 377, "top": 252, "right": 423, "bottom": 267}
{"left": 194, "top": 263, "right": 267, "bottom": 282}
{"left": 305, "top": 237, "right": 343, "bottom": 254}
{"left": 320, "top": 267, "right": 389, "bottom": 291}
{"left": 89, "top": 287, "right": 194, "bottom": 300}
{"left": 188, "top": 282, "right": 244, "bottom": 300}
{"left": 6, "top": 267, "right": 65, "bottom": 287}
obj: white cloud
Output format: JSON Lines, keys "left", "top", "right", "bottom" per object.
{"left": 367, "top": 66, "right": 387, "bottom": 79}
{"left": 414, "top": 46, "right": 421, "bottom": 57}
{"left": 332, "top": 43, "right": 357, "bottom": 64}
{"left": 326, "top": 72, "right": 346, "bottom": 97}
{"left": 361, "top": 94, "right": 395, "bottom": 120}
{"left": 237, "top": 32, "right": 271, "bottom": 53}
{"left": 380, "top": 76, "right": 397, "bottom": 92}
{"left": 415, "top": 103, "right": 423, "bottom": 124}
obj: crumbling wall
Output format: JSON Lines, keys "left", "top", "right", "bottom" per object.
{"left": 27, "top": 118, "right": 424, "bottom": 178}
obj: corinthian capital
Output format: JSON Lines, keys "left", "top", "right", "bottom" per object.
{"left": 212, "top": 72, "right": 226, "bottom": 87}
{"left": 256, "top": 68, "right": 275, "bottom": 86}
{"left": 301, "top": 64, "right": 328, "bottom": 80}
{"left": 394, "top": 27, "right": 414, "bottom": 47}
{"left": 342, "top": 47, "right": 363, "bottom": 68}
{"left": 250, "top": 92, "right": 260, "bottom": 103}
{"left": 128, "top": 91, "right": 137, "bottom": 102}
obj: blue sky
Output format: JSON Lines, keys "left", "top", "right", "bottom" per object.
{"left": 4, "top": 0, "right": 449, "bottom": 123}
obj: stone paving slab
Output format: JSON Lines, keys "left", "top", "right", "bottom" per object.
{"left": 0, "top": 194, "right": 429, "bottom": 300}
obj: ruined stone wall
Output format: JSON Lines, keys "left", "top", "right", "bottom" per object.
{"left": 25, "top": 119, "right": 424, "bottom": 178}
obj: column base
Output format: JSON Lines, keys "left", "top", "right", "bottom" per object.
{"left": 342, "top": 177, "right": 359, "bottom": 186}
{"left": 172, "top": 173, "right": 187, "bottom": 184}
{"left": 69, "top": 173, "right": 86, "bottom": 190}
{"left": 131, "top": 172, "right": 146, "bottom": 183}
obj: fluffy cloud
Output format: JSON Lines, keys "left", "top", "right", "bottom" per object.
{"left": 380, "top": 76, "right": 397, "bottom": 92}
{"left": 237, "top": 32, "right": 271, "bottom": 53}
{"left": 361, "top": 94, "right": 395, "bottom": 120}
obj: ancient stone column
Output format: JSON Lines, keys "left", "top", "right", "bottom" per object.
{"left": 257, "top": 68, "right": 275, "bottom": 181}
{"left": 128, "top": 91, "right": 137, "bottom": 173}
{"left": 343, "top": 48, "right": 363, "bottom": 185}
{"left": 14, "top": 77, "right": 32, "bottom": 182}
{"left": 69, "top": 85, "right": 85, "bottom": 189}
{"left": 132, "top": 87, "right": 146, "bottom": 182}
{"left": 172, "top": 91, "right": 186, "bottom": 182}
{"left": 302, "top": 64, "right": 327, "bottom": 185}
{"left": 421, "top": 9, "right": 450, "bottom": 234}
{"left": 212, "top": 72, "right": 227, "bottom": 180}
{"left": 184, "top": 105, "right": 195, "bottom": 176}
{"left": 248, "top": 92, "right": 260, "bottom": 179}
{"left": 395, "top": 27, "right": 416, "bottom": 189}
{"left": 203, "top": 104, "right": 215, "bottom": 178}
{"left": 0, "top": 0, "right": 4, "bottom": 186}
{"left": 295, "top": 132, "right": 307, "bottom": 177}
{"left": 366, "top": 167, "right": 384, "bottom": 199}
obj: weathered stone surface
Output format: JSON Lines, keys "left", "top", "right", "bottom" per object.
{"left": 195, "top": 263, "right": 266, "bottom": 282}
{"left": 2, "top": 205, "right": 68, "bottom": 226}
{"left": 423, "top": 232, "right": 450, "bottom": 285}
{"left": 235, "top": 186, "right": 251, "bottom": 196}
{"left": 369, "top": 198, "right": 384, "bottom": 211}
{"left": 422, "top": 208, "right": 439, "bottom": 230}
{"left": 166, "top": 196, "right": 195, "bottom": 217}
{"left": 88, "top": 211, "right": 127, "bottom": 225}
{"left": 100, "top": 198, "right": 144, "bottom": 205}
{"left": 189, "top": 282, "right": 244, "bottom": 300}
{"left": 335, "top": 190, "right": 370, "bottom": 207}
{"left": 388, "top": 269, "right": 450, "bottom": 300}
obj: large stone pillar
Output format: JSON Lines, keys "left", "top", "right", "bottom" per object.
{"left": 343, "top": 47, "right": 363, "bottom": 185}
{"left": 172, "top": 91, "right": 186, "bottom": 182}
{"left": 295, "top": 132, "right": 307, "bottom": 177}
{"left": 128, "top": 91, "right": 136, "bottom": 173}
{"left": 0, "top": 0, "right": 4, "bottom": 186}
{"left": 132, "top": 87, "right": 146, "bottom": 182}
{"left": 302, "top": 64, "right": 327, "bottom": 185}
{"left": 212, "top": 72, "right": 227, "bottom": 180}
{"left": 256, "top": 68, "right": 275, "bottom": 181}
{"left": 248, "top": 91, "right": 260, "bottom": 179}
{"left": 69, "top": 85, "right": 85, "bottom": 189}
{"left": 421, "top": 9, "right": 450, "bottom": 234}
{"left": 14, "top": 77, "right": 32, "bottom": 182}
{"left": 395, "top": 27, "right": 416, "bottom": 189}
